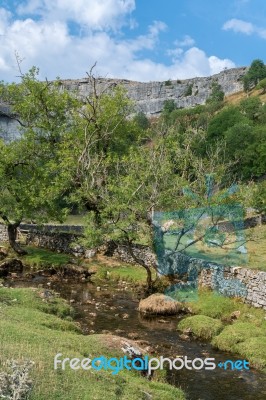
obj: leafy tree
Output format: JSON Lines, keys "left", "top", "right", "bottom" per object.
{"left": 0, "top": 67, "right": 76, "bottom": 253}
{"left": 81, "top": 134, "right": 184, "bottom": 289}
{"left": 256, "top": 77, "right": 266, "bottom": 94}
{"left": 206, "top": 81, "right": 225, "bottom": 104}
{"left": 251, "top": 181, "right": 266, "bottom": 214}
{"left": 0, "top": 138, "right": 67, "bottom": 254}
{"left": 162, "top": 99, "right": 176, "bottom": 122}
{"left": 224, "top": 123, "right": 266, "bottom": 180}
{"left": 239, "top": 96, "right": 262, "bottom": 121}
{"left": 243, "top": 59, "right": 266, "bottom": 92}
{"left": 133, "top": 111, "right": 150, "bottom": 130}
{"left": 206, "top": 106, "right": 248, "bottom": 141}
{"left": 184, "top": 84, "right": 193, "bottom": 97}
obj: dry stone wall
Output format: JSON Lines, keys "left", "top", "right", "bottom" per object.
{"left": 0, "top": 221, "right": 265, "bottom": 309}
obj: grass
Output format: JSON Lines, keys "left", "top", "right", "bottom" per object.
{"left": 164, "top": 223, "right": 266, "bottom": 272}
{"left": 0, "top": 286, "right": 185, "bottom": 400}
{"left": 212, "top": 322, "right": 265, "bottom": 350}
{"left": 234, "top": 337, "right": 266, "bottom": 370}
{"left": 225, "top": 87, "right": 266, "bottom": 105}
{"left": 178, "top": 315, "right": 223, "bottom": 340}
{"left": 22, "top": 246, "right": 71, "bottom": 270}
{"left": 0, "top": 243, "right": 71, "bottom": 270}
{"left": 245, "top": 224, "right": 266, "bottom": 271}
{"left": 93, "top": 258, "right": 150, "bottom": 285}
{"left": 180, "top": 290, "right": 266, "bottom": 371}
{"left": 212, "top": 322, "right": 266, "bottom": 371}
{"left": 187, "top": 290, "right": 266, "bottom": 324}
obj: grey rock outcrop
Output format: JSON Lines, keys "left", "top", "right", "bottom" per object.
{"left": 60, "top": 66, "right": 246, "bottom": 115}
{"left": 0, "top": 66, "right": 247, "bottom": 142}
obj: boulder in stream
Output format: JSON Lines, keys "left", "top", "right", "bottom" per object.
{"left": 138, "top": 293, "right": 183, "bottom": 316}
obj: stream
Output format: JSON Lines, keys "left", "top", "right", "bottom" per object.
{"left": 5, "top": 274, "right": 266, "bottom": 400}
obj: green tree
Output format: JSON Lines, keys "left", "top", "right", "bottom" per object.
{"left": 251, "top": 181, "right": 266, "bottom": 214}
{"left": 256, "top": 77, "right": 266, "bottom": 94}
{"left": 243, "top": 59, "right": 266, "bottom": 92}
{"left": 207, "top": 106, "right": 248, "bottom": 141}
{"left": 81, "top": 134, "right": 184, "bottom": 289}
{"left": 206, "top": 81, "right": 225, "bottom": 104}
{"left": 133, "top": 111, "right": 150, "bottom": 130}
{"left": 239, "top": 96, "right": 262, "bottom": 121}
{"left": 0, "top": 67, "right": 76, "bottom": 253}
{"left": 224, "top": 123, "right": 266, "bottom": 180}
{"left": 162, "top": 99, "right": 176, "bottom": 122}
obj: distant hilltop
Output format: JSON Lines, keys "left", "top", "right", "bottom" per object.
{"left": 0, "top": 67, "right": 247, "bottom": 142}
{"left": 60, "top": 66, "right": 247, "bottom": 115}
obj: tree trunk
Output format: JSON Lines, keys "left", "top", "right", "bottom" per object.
{"left": 7, "top": 223, "right": 27, "bottom": 255}
{"left": 125, "top": 241, "right": 153, "bottom": 292}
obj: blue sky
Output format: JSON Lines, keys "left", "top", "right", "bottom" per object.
{"left": 0, "top": 0, "right": 265, "bottom": 82}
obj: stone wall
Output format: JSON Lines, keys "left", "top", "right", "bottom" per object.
{"left": 0, "top": 224, "right": 8, "bottom": 242}
{"left": 217, "top": 214, "right": 266, "bottom": 232}
{"left": 0, "top": 222, "right": 265, "bottom": 309}
{"left": 199, "top": 264, "right": 266, "bottom": 309}
{"left": 111, "top": 243, "right": 156, "bottom": 267}
{"left": 108, "top": 245, "right": 266, "bottom": 309}
{"left": 25, "top": 229, "right": 85, "bottom": 257}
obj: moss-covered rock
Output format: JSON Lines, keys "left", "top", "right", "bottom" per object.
{"left": 178, "top": 315, "right": 223, "bottom": 340}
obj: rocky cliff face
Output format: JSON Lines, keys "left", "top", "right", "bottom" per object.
{"left": 0, "top": 67, "right": 247, "bottom": 141}
{"left": 60, "top": 66, "right": 247, "bottom": 115}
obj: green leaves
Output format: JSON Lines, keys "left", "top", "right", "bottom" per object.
{"left": 243, "top": 59, "right": 266, "bottom": 92}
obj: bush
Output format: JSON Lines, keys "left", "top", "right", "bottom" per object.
{"left": 184, "top": 84, "right": 193, "bottom": 96}
{"left": 164, "top": 79, "right": 172, "bottom": 86}
{"left": 133, "top": 111, "right": 150, "bottom": 130}
{"left": 0, "top": 360, "right": 33, "bottom": 400}
{"left": 243, "top": 59, "right": 266, "bottom": 91}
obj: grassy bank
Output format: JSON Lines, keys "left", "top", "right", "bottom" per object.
{"left": 23, "top": 246, "right": 71, "bottom": 269}
{"left": 177, "top": 290, "right": 266, "bottom": 371}
{"left": 0, "top": 286, "right": 185, "bottom": 400}
{"left": 92, "top": 257, "right": 149, "bottom": 285}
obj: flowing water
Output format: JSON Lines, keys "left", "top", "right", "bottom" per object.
{"left": 5, "top": 275, "right": 266, "bottom": 400}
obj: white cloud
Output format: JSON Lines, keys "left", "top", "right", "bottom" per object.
{"left": 174, "top": 35, "right": 195, "bottom": 47}
{"left": 209, "top": 56, "right": 235, "bottom": 75}
{"left": 223, "top": 18, "right": 254, "bottom": 34}
{"left": 17, "top": 0, "right": 136, "bottom": 30}
{"left": 223, "top": 18, "right": 266, "bottom": 39}
{"left": 0, "top": 4, "right": 236, "bottom": 82}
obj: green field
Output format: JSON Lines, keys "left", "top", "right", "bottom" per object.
{"left": 164, "top": 224, "right": 266, "bottom": 272}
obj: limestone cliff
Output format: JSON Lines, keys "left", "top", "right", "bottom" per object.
{"left": 0, "top": 67, "right": 247, "bottom": 141}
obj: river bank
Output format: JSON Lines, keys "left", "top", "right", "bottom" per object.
{"left": 1, "top": 263, "right": 266, "bottom": 400}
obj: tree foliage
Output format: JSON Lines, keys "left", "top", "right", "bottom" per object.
{"left": 0, "top": 67, "right": 76, "bottom": 252}
{"left": 206, "top": 81, "right": 225, "bottom": 104}
{"left": 243, "top": 59, "right": 266, "bottom": 92}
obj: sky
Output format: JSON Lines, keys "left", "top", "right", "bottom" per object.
{"left": 0, "top": 0, "right": 265, "bottom": 82}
